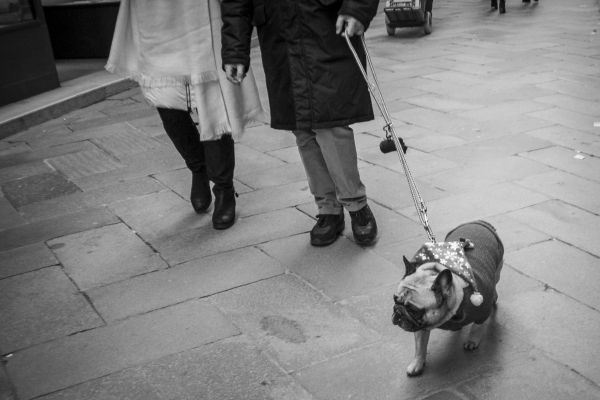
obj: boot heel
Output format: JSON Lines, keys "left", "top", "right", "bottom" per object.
{"left": 212, "top": 189, "right": 237, "bottom": 229}
{"left": 191, "top": 172, "right": 211, "bottom": 213}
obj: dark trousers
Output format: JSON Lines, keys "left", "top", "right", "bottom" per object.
{"left": 157, "top": 108, "right": 235, "bottom": 191}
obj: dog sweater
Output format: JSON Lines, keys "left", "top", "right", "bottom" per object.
{"left": 438, "top": 220, "right": 504, "bottom": 331}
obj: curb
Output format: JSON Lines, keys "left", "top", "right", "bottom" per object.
{"left": 0, "top": 73, "right": 136, "bottom": 140}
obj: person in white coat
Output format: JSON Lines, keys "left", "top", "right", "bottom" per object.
{"left": 106, "top": 0, "right": 265, "bottom": 229}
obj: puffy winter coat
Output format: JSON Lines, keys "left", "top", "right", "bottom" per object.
{"left": 221, "top": 0, "right": 379, "bottom": 131}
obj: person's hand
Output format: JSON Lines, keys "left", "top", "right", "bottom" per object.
{"left": 336, "top": 15, "right": 365, "bottom": 37}
{"left": 224, "top": 64, "right": 246, "bottom": 85}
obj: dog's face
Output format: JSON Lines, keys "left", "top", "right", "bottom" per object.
{"left": 392, "top": 257, "right": 456, "bottom": 332}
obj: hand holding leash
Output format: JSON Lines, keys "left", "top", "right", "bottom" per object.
{"left": 336, "top": 15, "right": 365, "bottom": 36}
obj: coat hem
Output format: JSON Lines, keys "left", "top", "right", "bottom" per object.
{"left": 269, "top": 114, "right": 374, "bottom": 132}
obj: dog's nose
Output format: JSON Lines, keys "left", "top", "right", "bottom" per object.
{"left": 393, "top": 294, "right": 401, "bottom": 305}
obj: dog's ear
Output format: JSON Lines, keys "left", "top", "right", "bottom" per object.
{"left": 403, "top": 256, "right": 417, "bottom": 276}
{"left": 431, "top": 269, "right": 453, "bottom": 305}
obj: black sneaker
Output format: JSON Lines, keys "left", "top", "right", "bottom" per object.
{"left": 310, "top": 213, "right": 345, "bottom": 247}
{"left": 349, "top": 205, "right": 378, "bottom": 246}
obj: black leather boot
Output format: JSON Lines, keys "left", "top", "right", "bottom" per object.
{"left": 212, "top": 188, "right": 236, "bottom": 229}
{"left": 191, "top": 172, "right": 211, "bottom": 213}
{"left": 349, "top": 204, "right": 378, "bottom": 246}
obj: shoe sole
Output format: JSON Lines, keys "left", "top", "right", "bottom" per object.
{"left": 354, "top": 236, "right": 378, "bottom": 246}
{"left": 310, "top": 223, "right": 345, "bottom": 247}
{"left": 213, "top": 219, "right": 235, "bottom": 230}
{"left": 353, "top": 229, "right": 378, "bottom": 246}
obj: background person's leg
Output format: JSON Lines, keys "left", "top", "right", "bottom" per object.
{"left": 156, "top": 107, "right": 211, "bottom": 213}
{"left": 204, "top": 135, "right": 236, "bottom": 229}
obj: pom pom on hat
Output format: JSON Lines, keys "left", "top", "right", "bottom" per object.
{"left": 470, "top": 292, "right": 484, "bottom": 307}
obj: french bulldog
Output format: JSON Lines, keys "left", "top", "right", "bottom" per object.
{"left": 392, "top": 220, "right": 504, "bottom": 377}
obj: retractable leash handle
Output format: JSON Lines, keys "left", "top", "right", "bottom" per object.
{"left": 343, "top": 32, "right": 436, "bottom": 242}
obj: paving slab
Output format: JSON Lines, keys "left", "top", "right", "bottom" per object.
{"left": 0, "top": 242, "right": 58, "bottom": 279}
{"left": 399, "top": 131, "right": 466, "bottom": 153}
{"left": 151, "top": 167, "right": 253, "bottom": 199}
{"left": 0, "top": 196, "right": 24, "bottom": 231}
{"left": 0, "top": 160, "right": 54, "bottom": 185}
{"left": 535, "top": 93, "right": 600, "bottom": 117}
{"left": 25, "top": 121, "right": 136, "bottom": 149}
{"left": 6, "top": 299, "right": 239, "bottom": 400}
{"left": 91, "top": 127, "right": 166, "bottom": 158}
{"left": 45, "top": 148, "right": 124, "bottom": 181}
{"left": 0, "top": 266, "right": 103, "bottom": 353}
{"left": 432, "top": 134, "right": 552, "bottom": 164}
{"left": 237, "top": 180, "right": 313, "bottom": 217}
{"left": 70, "top": 147, "right": 185, "bottom": 191}
{"left": 36, "top": 336, "right": 314, "bottom": 400}
{"left": 87, "top": 246, "right": 284, "bottom": 322}
{"left": 211, "top": 274, "right": 380, "bottom": 372}
{"left": 418, "top": 155, "right": 552, "bottom": 194}
{"left": 0, "top": 364, "right": 16, "bottom": 400}
{"left": 48, "top": 223, "right": 167, "bottom": 290}
{"left": 527, "top": 124, "right": 600, "bottom": 156}
{"left": 1, "top": 171, "right": 80, "bottom": 208}
{"left": 484, "top": 215, "right": 551, "bottom": 252}
{"left": 235, "top": 142, "right": 288, "bottom": 174}
{"left": 0, "top": 207, "right": 119, "bottom": 252}
{"left": 293, "top": 327, "right": 531, "bottom": 400}
{"left": 357, "top": 164, "right": 446, "bottom": 211}
{"left": 0, "top": 140, "right": 97, "bottom": 169}
{"left": 516, "top": 170, "right": 600, "bottom": 213}
{"left": 108, "top": 190, "right": 207, "bottom": 241}
{"left": 16, "top": 175, "right": 166, "bottom": 222}
{"left": 152, "top": 208, "right": 314, "bottom": 265}
{"left": 259, "top": 234, "right": 402, "bottom": 301}
{"left": 506, "top": 239, "right": 600, "bottom": 310}
{"left": 521, "top": 145, "right": 600, "bottom": 183}
{"left": 398, "top": 182, "right": 548, "bottom": 232}
{"left": 537, "top": 79, "right": 600, "bottom": 102}
{"left": 528, "top": 107, "right": 597, "bottom": 133}
{"left": 506, "top": 199, "right": 600, "bottom": 257}
{"left": 236, "top": 161, "right": 307, "bottom": 189}
{"left": 455, "top": 348, "right": 600, "bottom": 400}
{"left": 496, "top": 286, "right": 600, "bottom": 385}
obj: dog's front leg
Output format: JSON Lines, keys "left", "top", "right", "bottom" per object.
{"left": 407, "top": 330, "right": 430, "bottom": 377}
{"left": 464, "top": 322, "right": 485, "bottom": 350}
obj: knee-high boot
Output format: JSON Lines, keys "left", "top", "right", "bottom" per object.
{"left": 156, "top": 108, "right": 211, "bottom": 213}
{"left": 204, "top": 135, "right": 236, "bottom": 229}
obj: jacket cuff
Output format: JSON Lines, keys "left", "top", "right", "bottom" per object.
{"left": 221, "top": 57, "right": 250, "bottom": 73}
{"left": 339, "top": 1, "right": 379, "bottom": 31}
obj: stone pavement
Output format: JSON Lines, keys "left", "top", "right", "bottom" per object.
{"left": 1, "top": 0, "right": 599, "bottom": 398}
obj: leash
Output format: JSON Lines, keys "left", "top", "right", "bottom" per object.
{"left": 343, "top": 32, "right": 436, "bottom": 242}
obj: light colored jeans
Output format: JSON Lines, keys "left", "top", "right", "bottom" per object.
{"left": 293, "top": 126, "right": 367, "bottom": 215}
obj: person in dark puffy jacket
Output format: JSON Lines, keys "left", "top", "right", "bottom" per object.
{"left": 221, "top": 0, "right": 380, "bottom": 247}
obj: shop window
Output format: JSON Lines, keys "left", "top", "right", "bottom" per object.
{"left": 0, "top": 0, "right": 34, "bottom": 28}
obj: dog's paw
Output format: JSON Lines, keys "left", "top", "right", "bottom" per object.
{"left": 463, "top": 339, "right": 480, "bottom": 351}
{"left": 406, "top": 359, "right": 426, "bottom": 377}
